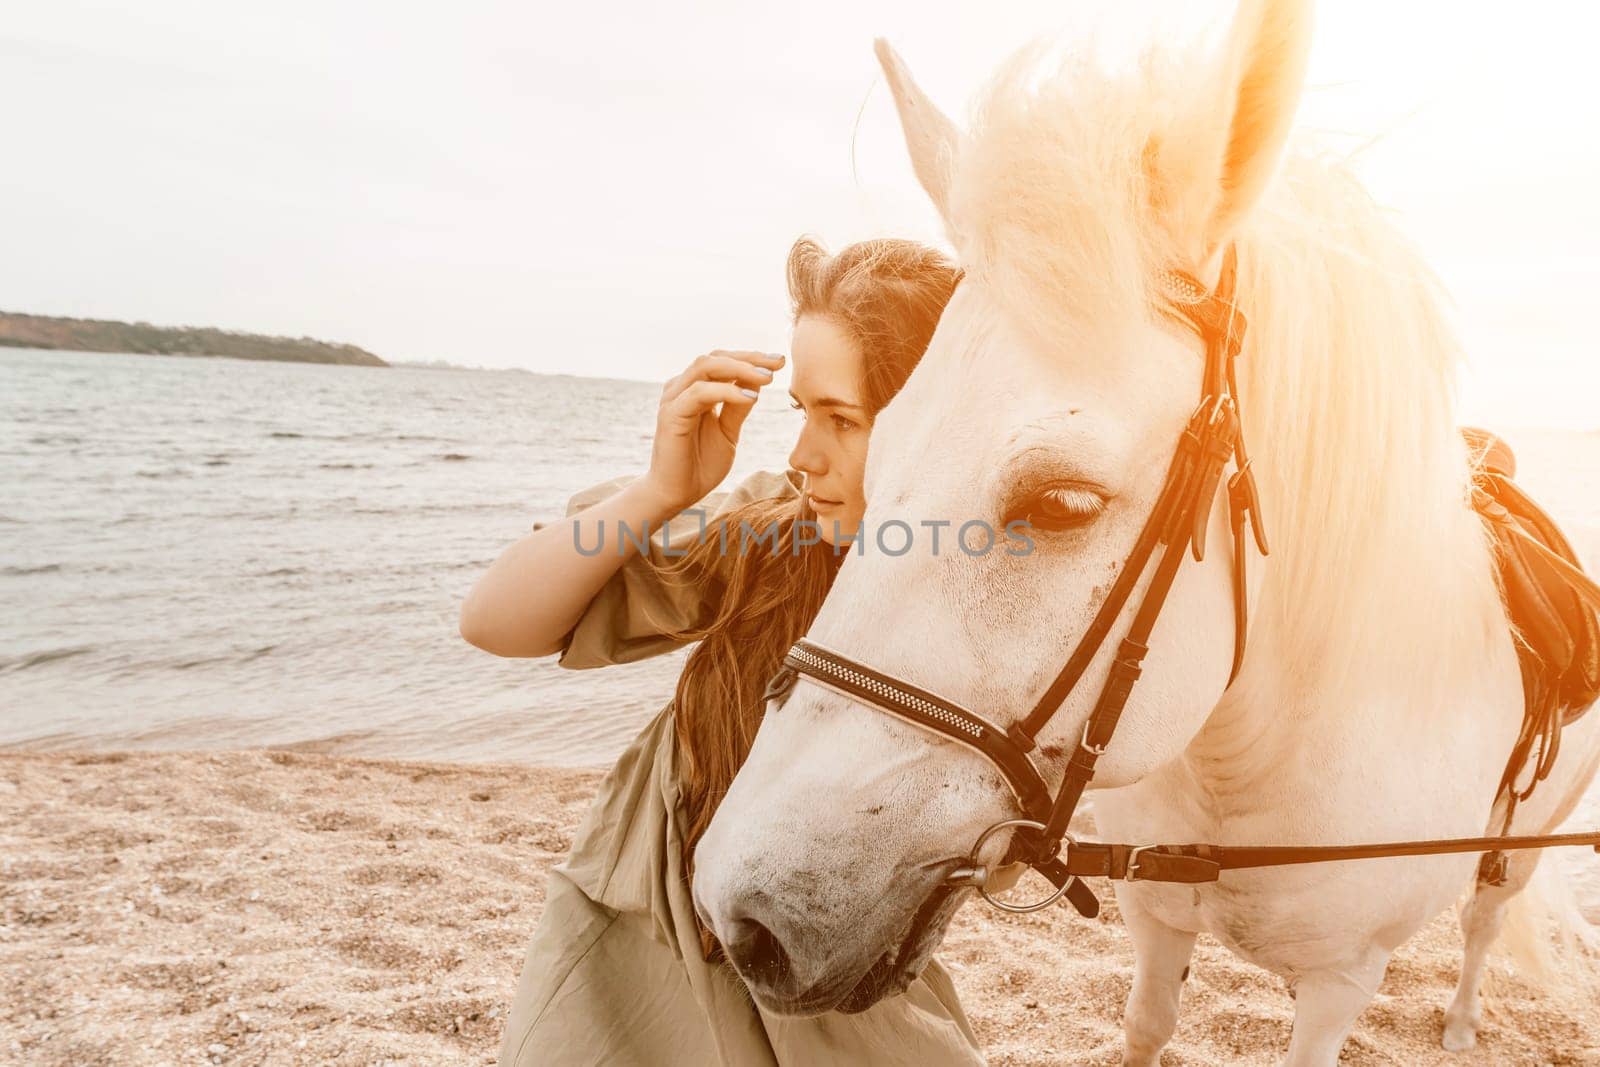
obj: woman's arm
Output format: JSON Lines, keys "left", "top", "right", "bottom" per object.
{"left": 458, "top": 477, "right": 684, "bottom": 658}
{"left": 459, "top": 348, "right": 785, "bottom": 659}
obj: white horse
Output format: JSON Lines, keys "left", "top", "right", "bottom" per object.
{"left": 692, "top": 1, "right": 1600, "bottom": 1062}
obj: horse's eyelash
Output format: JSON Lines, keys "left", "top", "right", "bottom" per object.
{"left": 1041, "top": 486, "right": 1105, "bottom": 513}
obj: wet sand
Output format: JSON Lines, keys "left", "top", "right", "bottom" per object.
{"left": 3, "top": 749, "right": 1598, "bottom": 1065}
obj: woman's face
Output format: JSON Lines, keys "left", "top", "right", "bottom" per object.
{"left": 786, "top": 313, "right": 872, "bottom": 546}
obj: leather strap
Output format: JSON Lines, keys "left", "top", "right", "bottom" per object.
{"left": 1048, "top": 829, "right": 1600, "bottom": 885}
{"left": 1507, "top": 524, "right": 1600, "bottom": 614}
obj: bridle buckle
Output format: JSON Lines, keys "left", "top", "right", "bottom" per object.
{"left": 1080, "top": 722, "right": 1108, "bottom": 757}
{"left": 1125, "top": 844, "right": 1157, "bottom": 881}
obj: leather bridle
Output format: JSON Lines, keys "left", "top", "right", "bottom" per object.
{"left": 759, "top": 245, "right": 1600, "bottom": 917}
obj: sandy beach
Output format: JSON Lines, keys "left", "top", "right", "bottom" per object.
{"left": 3, "top": 748, "right": 1598, "bottom": 1066}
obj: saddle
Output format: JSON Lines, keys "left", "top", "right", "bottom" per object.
{"left": 1462, "top": 427, "right": 1600, "bottom": 840}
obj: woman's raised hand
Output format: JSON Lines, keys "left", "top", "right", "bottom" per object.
{"left": 640, "top": 349, "right": 786, "bottom": 513}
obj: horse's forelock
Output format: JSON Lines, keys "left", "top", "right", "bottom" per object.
{"left": 946, "top": 36, "right": 1199, "bottom": 356}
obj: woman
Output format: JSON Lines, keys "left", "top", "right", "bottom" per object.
{"left": 460, "top": 236, "right": 984, "bottom": 1066}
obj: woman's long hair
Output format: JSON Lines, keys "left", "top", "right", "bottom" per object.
{"left": 645, "top": 235, "right": 960, "bottom": 962}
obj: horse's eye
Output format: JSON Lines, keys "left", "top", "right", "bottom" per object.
{"left": 1006, "top": 485, "right": 1107, "bottom": 533}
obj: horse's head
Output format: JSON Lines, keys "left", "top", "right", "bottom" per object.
{"left": 694, "top": 0, "right": 1313, "bottom": 1015}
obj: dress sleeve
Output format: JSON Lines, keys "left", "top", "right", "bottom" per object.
{"left": 532, "top": 468, "right": 803, "bottom": 669}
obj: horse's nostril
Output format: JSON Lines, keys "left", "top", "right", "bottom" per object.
{"left": 724, "top": 915, "right": 791, "bottom": 985}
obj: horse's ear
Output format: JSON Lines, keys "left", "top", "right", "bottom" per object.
{"left": 874, "top": 38, "right": 962, "bottom": 233}
{"left": 1152, "top": 0, "right": 1314, "bottom": 266}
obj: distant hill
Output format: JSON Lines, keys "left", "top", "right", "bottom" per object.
{"left": 0, "top": 310, "right": 387, "bottom": 367}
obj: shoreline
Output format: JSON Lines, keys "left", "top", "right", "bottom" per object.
{"left": 4, "top": 748, "right": 1598, "bottom": 1065}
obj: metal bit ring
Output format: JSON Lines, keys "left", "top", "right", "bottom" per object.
{"left": 954, "top": 818, "right": 1077, "bottom": 913}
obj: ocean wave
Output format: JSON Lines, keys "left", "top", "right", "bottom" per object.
{"left": 1, "top": 645, "right": 94, "bottom": 672}
{"left": 270, "top": 729, "right": 383, "bottom": 754}
{"left": 266, "top": 430, "right": 461, "bottom": 444}
{"left": 2, "top": 562, "right": 62, "bottom": 576}
{"left": 167, "top": 654, "right": 234, "bottom": 671}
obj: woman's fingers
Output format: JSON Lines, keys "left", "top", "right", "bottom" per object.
{"left": 645, "top": 351, "right": 781, "bottom": 510}
{"left": 661, "top": 351, "right": 785, "bottom": 403}
{"left": 662, "top": 380, "right": 759, "bottom": 431}
{"left": 717, "top": 384, "right": 757, "bottom": 445}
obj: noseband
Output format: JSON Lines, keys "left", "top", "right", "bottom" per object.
{"left": 761, "top": 246, "right": 1269, "bottom": 916}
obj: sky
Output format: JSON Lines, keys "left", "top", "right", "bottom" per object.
{"left": 3, "top": 1, "right": 1597, "bottom": 429}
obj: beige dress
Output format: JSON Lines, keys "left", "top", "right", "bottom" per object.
{"left": 496, "top": 468, "right": 986, "bottom": 1067}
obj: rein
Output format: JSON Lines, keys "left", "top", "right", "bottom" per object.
{"left": 761, "top": 246, "right": 1600, "bottom": 915}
